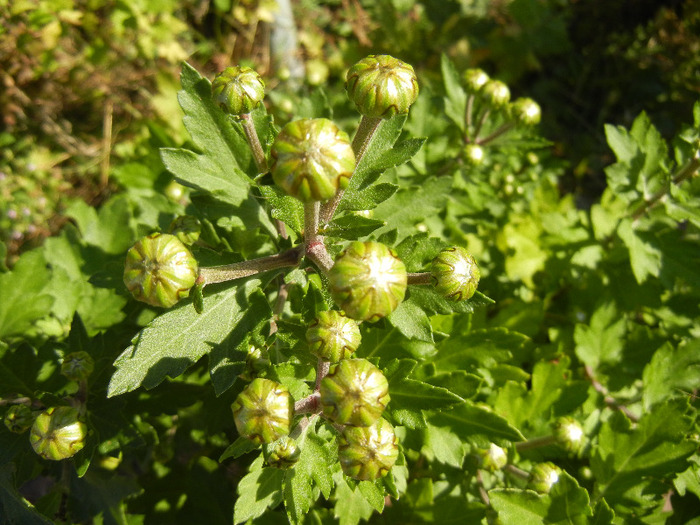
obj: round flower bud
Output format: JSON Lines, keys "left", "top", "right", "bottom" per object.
{"left": 320, "top": 358, "right": 390, "bottom": 427}
{"left": 264, "top": 436, "right": 301, "bottom": 469}
{"left": 4, "top": 405, "right": 34, "bottom": 434}
{"left": 231, "top": 378, "right": 293, "bottom": 445}
{"left": 271, "top": 118, "right": 355, "bottom": 202}
{"left": 123, "top": 233, "right": 199, "bottom": 308}
{"left": 168, "top": 215, "right": 202, "bottom": 246}
{"left": 551, "top": 416, "right": 584, "bottom": 454}
{"left": 346, "top": 55, "right": 419, "bottom": 119}
{"left": 509, "top": 97, "right": 541, "bottom": 126}
{"left": 328, "top": 241, "right": 407, "bottom": 322}
{"left": 463, "top": 68, "right": 490, "bottom": 93}
{"left": 463, "top": 144, "right": 485, "bottom": 166}
{"left": 481, "top": 80, "right": 511, "bottom": 109}
{"left": 239, "top": 345, "right": 270, "bottom": 381}
{"left": 431, "top": 246, "right": 480, "bottom": 301}
{"left": 61, "top": 351, "right": 94, "bottom": 382}
{"left": 306, "top": 310, "right": 361, "bottom": 362}
{"left": 30, "top": 406, "right": 88, "bottom": 460}
{"left": 528, "top": 462, "right": 562, "bottom": 493}
{"left": 338, "top": 418, "right": 399, "bottom": 480}
{"left": 211, "top": 66, "right": 265, "bottom": 116}
{"left": 477, "top": 443, "right": 508, "bottom": 472}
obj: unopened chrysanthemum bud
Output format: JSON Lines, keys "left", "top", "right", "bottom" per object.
{"left": 306, "top": 310, "right": 362, "bottom": 362}
{"left": 264, "top": 436, "right": 301, "bottom": 469}
{"left": 231, "top": 378, "right": 293, "bottom": 445}
{"left": 328, "top": 241, "right": 407, "bottom": 322}
{"left": 463, "top": 144, "right": 485, "bottom": 166}
{"left": 431, "top": 246, "right": 480, "bottom": 301}
{"left": 551, "top": 417, "right": 584, "bottom": 454}
{"left": 338, "top": 418, "right": 399, "bottom": 480}
{"left": 211, "top": 66, "right": 265, "bottom": 116}
{"left": 477, "top": 443, "right": 508, "bottom": 472}
{"left": 346, "top": 55, "right": 419, "bottom": 119}
{"left": 271, "top": 118, "right": 355, "bottom": 202}
{"left": 30, "top": 406, "right": 88, "bottom": 460}
{"left": 123, "top": 233, "right": 198, "bottom": 308}
{"left": 481, "top": 80, "right": 511, "bottom": 109}
{"left": 61, "top": 351, "right": 94, "bottom": 382}
{"left": 528, "top": 462, "right": 562, "bottom": 493}
{"left": 320, "top": 358, "right": 390, "bottom": 426}
{"left": 463, "top": 68, "right": 490, "bottom": 93}
{"left": 4, "top": 405, "right": 34, "bottom": 434}
{"left": 239, "top": 346, "right": 270, "bottom": 381}
{"left": 168, "top": 215, "right": 202, "bottom": 246}
{"left": 509, "top": 97, "right": 541, "bottom": 126}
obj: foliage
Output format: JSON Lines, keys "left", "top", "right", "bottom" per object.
{"left": 1, "top": 2, "right": 700, "bottom": 524}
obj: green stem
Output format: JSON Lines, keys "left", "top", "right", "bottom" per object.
{"left": 630, "top": 156, "right": 700, "bottom": 222}
{"left": 515, "top": 435, "right": 556, "bottom": 452}
{"left": 473, "top": 109, "right": 490, "bottom": 142}
{"left": 407, "top": 272, "right": 433, "bottom": 285}
{"left": 304, "top": 201, "right": 334, "bottom": 273}
{"left": 465, "top": 94, "right": 475, "bottom": 143}
{"left": 477, "top": 122, "right": 514, "bottom": 145}
{"left": 240, "top": 113, "right": 268, "bottom": 174}
{"left": 505, "top": 464, "right": 530, "bottom": 481}
{"left": 320, "top": 115, "right": 383, "bottom": 224}
{"left": 198, "top": 247, "right": 302, "bottom": 285}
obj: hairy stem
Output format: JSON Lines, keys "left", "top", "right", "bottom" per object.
{"left": 407, "top": 272, "right": 433, "bottom": 285}
{"left": 505, "top": 464, "right": 530, "bottom": 481}
{"left": 240, "top": 113, "right": 268, "bottom": 174}
{"left": 585, "top": 365, "right": 639, "bottom": 422}
{"left": 464, "top": 94, "right": 475, "bottom": 143}
{"left": 473, "top": 109, "right": 490, "bottom": 142}
{"left": 320, "top": 115, "right": 383, "bottom": 224}
{"left": 515, "top": 435, "right": 556, "bottom": 452}
{"left": 304, "top": 201, "right": 334, "bottom": 272}
{"left": 198, "top": 247, "right": 302, "bottom": 285}
{"left": 315, "top": 359, "right": 331, "bottom": 391}
{"left": 477, "top": 122, "right": 514, "bottom": 145}
{"left": 294, "top": 392, "right": 321, "bottom": 414}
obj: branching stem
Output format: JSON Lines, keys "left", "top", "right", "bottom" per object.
{"left": 198, "top": 247, "right": 302, "bottom": 285}
{"left": 304, "top": 202, "right": 334, "bottom": 272}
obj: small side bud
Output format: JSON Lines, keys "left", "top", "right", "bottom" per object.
{"left": 476, "top": 443, "right": 508, "bottom": 472}
{"left": 211, "top": 66, "right": 265, "bottom": 116}
{"left": 328, "top": 241, "right": 407, "bottom": 322}
{"left": 463, "top": 68, "right": 490, "bottom": 93}
{"left": 463, "top": 144, "right": 486, "bottom": 166}
{"left": 338, "top": 418, "right": 399, "bottom": 480}
{"left": 264, "top": 436, "right": 301, "bottom": 469}
{"left": 346, "top": 55, "right": 419, "bottom": 119}
{"left": 231, "top": 378, "right": 293, "bottom": 445}
{"left": 168, "top": 215, "right": 202, "bottom": 246}
{"left": 320, "top": 358, "right": 390, "bottom": 427}
{"left": 123, "top": 233, "right": 199, "bottom": 308}
{"left": 271, "top": 118, "right": 355, "bottom": 202}
{"left": 431, "top": 246, "right": 481, "bottom": 301}
{"left": 306, "top": 310, "right": 362, "bottom": 362}
{"left": 4, "top": 405, "right": 34, "bottom": 434}
{"left": 61, "top": 351, "right": 94, "bottom": 382}
{"left": 528, "top": 462, "right": 562, "bottom": 493}
{"left": 481, "top": 80, "right": 511, "bottom": 109}
{"left": 30, "top": 406, "right": 88, "bottom": 460}
{"left": 551, "top": 416, "right": 584, "bottom": 454}
{"left": 509, "top": 97, "right": 541, "bottom": 126}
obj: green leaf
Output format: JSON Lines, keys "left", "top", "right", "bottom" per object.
{"left": 408, "top": 286, "right": 494, "bottom": 316}
{"left": 430, "top": 328, "right": 531, "bottom": 372}
{"left": 642, "top": 340, "right": 700, "bottom": 410}
{"left": 219, "top": 437, "right": 259, "bottom": 462}
{"left": 65, "top": 196, "right": 135, "bottom": 255}
{"left": 258, "top": 185, "right": 305, "bottom": 236}
{"left": 323, "top": 214, "right": 386, "bottom": 240}
{"left": 441, "top": 54, "right": 467, "bottom": 131}
{"left": 387, "top": 299, "right": 433, "bottom": 342}
{"left": 591, "top": 399, "right": 697, "bottom": 505}
{"left": 233, "top": 463, "right": 285, "bottom": 525}
{"left": 0, "top": 250, "right": 53, "bottom": 341}
{"left": 0, "top": 464, "right": 54, "bottom": 525}
{"left": 332, "top": 474, "right": 376, "bottom": 525}
{"left": 340, "top": 183, "right": 398, "bottom": 212}
{"left": 617, "top": 219, "right": 662, "bottom": 284}
{"left": 574, "top": 302, "right": 626, "bottom": 370}
{"left": 427, "top": 401, "right": 524, "bottom": 445}
{"left": 108, "top": 280, "right": 269, "bottom": 397}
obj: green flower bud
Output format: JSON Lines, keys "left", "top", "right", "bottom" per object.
{"left": 271, "top": 118, "right": 355, "bottom": 202}
{"left": 168, "top": 215, "right": 202, "bottom": 246}
{"left": 431, "top": 246, "right": 480, "bottom": 301}
{"left": 211, "top": 66, "right": 265, "bottom": 116}
{"left": 61, "top": 351, "right": 94, "bottom": 382}
{"left": 320, "top": 358, "right": 390, "bottom": 426}
{"left": 264, "top": 436, "right": 301, "bottom": 469}
{"left": 477, "top": 443, "right": 508, "bottom": 472}
{"left": 231, "top": 378, "right": 293, "bottom": 445}
{"left": 328, "top": 241, "right": 407, "bottom": 322}
{"left": 551, "top": 416, "right": 584, "bottom": 454}
{"left": 123, "top": 233, "right": 199, "bottom": 308}
{"left": 4, "top": 405, "right": 34, "bottom": 434}
{"left": 463, "top": 144, "right": 485, "bottom": 166}
{"left": 29, "top": 406, "right": 88, "bottom": 460}
{"left": 481, "top": 80, "right": 511, "bottom": 109}
{"left": 306, "top": 59, "right": 330, "bottom": 86}
{"left": 239, "top": 345, "right": 271, "bottom": 381}
{"left": 528, "top": 462, "right": 562, "bottom": 493}
{"left": 346, "top": 55, "right": 419, "bottom": 119}
{"left": 306, "top": 310, "right": 362, "bottom": 362}
{"left": 509, "top": 97, "right": 541, "bottom": 126}
{"left": 338, "top": 418, "right": 399, "bottom": 480}
{"left": 463, "top": 68, "right": 490, "bottom": 93}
